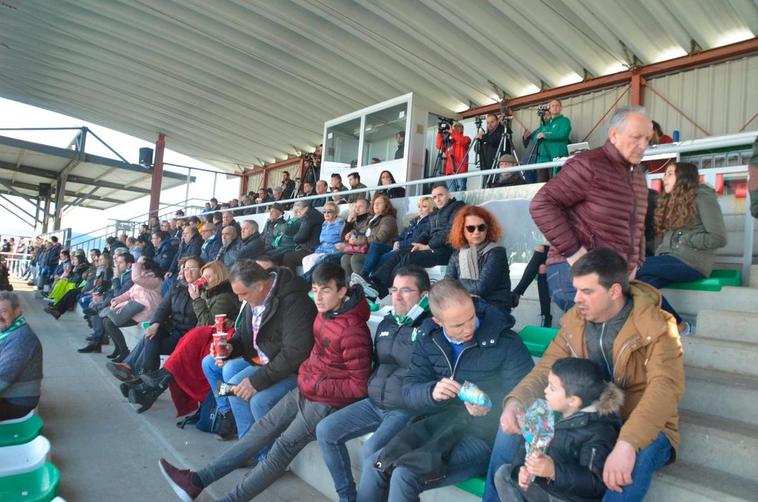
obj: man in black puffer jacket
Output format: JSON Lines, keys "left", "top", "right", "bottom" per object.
{"left": 316, "top": 265, "right": 432, "bottom": 502}
{"left": 280, "top": 200, "right": 325, "bottom": 270}
{"left": 366, "top": 184, "right": 465, "bottom": 299}
{"left": 167, "top": 226, "right": 203, "bottom": 278}
{"left": 359, "top": 279, "right": 533, "bottom": 501}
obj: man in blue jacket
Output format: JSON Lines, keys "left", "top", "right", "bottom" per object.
{"left": 359, "top": 279, "right": 533, "bottom": 501}
{"left": 151, "top": 230, "right": 177, "bottom": 276}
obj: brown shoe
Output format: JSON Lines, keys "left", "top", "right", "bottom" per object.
{"left": 158, "top": 458, "right": 202, "bottom": 501}
{"left": 105, "top": 362, "right": 137, "bottom": 382}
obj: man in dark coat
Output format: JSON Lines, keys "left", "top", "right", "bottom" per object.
{"left": 530, "top": 105, "right": 652, "bottom": 312}
{"left": 366, "top": 183, "right": 464, "bottom": 298}
{"left": 316, "top": 265, "right": 432, "bottom": 502}
{"left": 168, "top": 226, "right": 203, "bottom": 277}
{"left": 238, "top": 220, "right": 265, "bottom": 260}
{"left": 280, "top": 201, "right": 325, "bottom": 270}
{"left": 151, "top": 230, "right": 177, "bottom": 276}
{"left": 358, "top": 279, "right": 533, "bottom": 501}
{"left": 159, "top": 262, "right": 372, "bottom": 502}
{"left": 199, "top": 223, "right": 222, "bottom": 264}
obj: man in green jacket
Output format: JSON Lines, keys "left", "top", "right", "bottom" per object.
{"left": 524, "top": 99, "right": 572, "bottom": 183}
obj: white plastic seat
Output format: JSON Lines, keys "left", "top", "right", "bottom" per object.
{"left": 0, "top": 435, "right": 51, "bottom": 478}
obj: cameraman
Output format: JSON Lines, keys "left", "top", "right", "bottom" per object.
{"left": 436, "top": 121, "right": 471, "bottom": 192}
{"left": 523, "top": 99, "right": 572, "bottom": 181}
{"left": 476, "top": 113, "right": 509, "bottom": 186}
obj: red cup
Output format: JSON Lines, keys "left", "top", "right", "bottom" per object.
{"left": 214, "top": 314, "right": 227, "bottom": 333}
{"left": 193, "top": 276, "right": 208, "bottom": 288}
{"left": 212, "top": 332, "right": 227, "bottom": 359}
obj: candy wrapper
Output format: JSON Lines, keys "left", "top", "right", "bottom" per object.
{"left": 458, "top": 381, "right": 493, "bottom": 408}
{"left": 517, "top": 399, "right": 555, "bottom": 482}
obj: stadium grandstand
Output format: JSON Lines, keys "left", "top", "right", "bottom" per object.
{"left": 0, "top": 1, "right": 757, "bottom": 501}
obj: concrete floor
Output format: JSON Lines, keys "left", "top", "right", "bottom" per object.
{"left": 17, "top": 284, "right": 329, "bottom": 502}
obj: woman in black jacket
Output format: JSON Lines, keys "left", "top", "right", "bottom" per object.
{"left": 445, "top": 205, "right": 511, "bottom": 313}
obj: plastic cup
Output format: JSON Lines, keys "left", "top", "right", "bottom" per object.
{"left": 212, "top": 332, "right": 228, "bottom": 359}
{"left": 141, "top": 321, "right": 151, "bottom": 330}
{"left": 214, "top": 314, "right": 226, "bottom": 333}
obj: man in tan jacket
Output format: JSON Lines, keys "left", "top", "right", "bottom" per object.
{"left": 487, "top": 248, "right": 684, "bottom": 502}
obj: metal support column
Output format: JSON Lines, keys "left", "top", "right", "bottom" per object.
{"left": 53, "top": 173, "right": 68, "bottom": 231}
{"left": 40, "top": 183, "right": 52, "bottom": 234}
{"left": 149, "top": 133, "right": 166, "bottom": 217}
{"left": 630, "top": 73, "right": 645, "bottom": 106}
{"left": 184, "top": 168, "right": 192, "bottom": 210}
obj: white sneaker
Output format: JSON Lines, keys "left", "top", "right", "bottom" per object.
{"left": 678, "top": 321, "right": 692, "bottom": 337}
{"left": 350, "top": 273, "right": 379, "bottom": 300}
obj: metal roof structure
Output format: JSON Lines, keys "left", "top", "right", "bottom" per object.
{"left": 0, "top": 134, "right": 189, "bottom": 210}
{"left": 0, "top": 0, "right": 756, "bottom": 173}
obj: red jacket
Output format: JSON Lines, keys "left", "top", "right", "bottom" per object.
{"left": 436, "top": 129, "right": 471, "bottom": 175}
{"left": 297, "top": 287, "right": 373, "bottom": 408}
{"left": 530, "top": 140, "right": 648, "bottom": 273}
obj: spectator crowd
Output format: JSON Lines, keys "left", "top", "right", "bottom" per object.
{"left": 11, "top": 105, "right": 758, "bottom": 502}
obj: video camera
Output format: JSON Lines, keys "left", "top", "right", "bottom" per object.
{"left": 537, "top": 104, "right": 550, "bottom": 120}
{"left": 437, "top": 116, "right": 454, "bottom": 133}
{"left": 474, "top": 115, "right": 483, "bottom": 129}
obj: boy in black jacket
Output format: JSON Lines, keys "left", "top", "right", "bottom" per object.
{"left": 497, "top": 358, "right": 623, "bottom": 502}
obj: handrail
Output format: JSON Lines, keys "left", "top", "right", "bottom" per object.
{"left": 191, "top": 131, "right": 757, "bottom": 218}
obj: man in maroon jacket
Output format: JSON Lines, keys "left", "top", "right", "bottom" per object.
{"left": 530, "top": 105, "right": 652, "bottom": 311}
{"left": 158, "top": 262, "right": 372, "bottom": 502}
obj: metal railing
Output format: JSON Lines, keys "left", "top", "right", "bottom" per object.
{"left": 1, "top": 252, "right": 33, "bottom": 278}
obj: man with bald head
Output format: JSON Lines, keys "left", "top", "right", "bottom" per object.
{"left": 529, "top": 105, "right": 653, "bottom": 312}
{"left": 216, "top": 225, "right": 243, "bottom": 269}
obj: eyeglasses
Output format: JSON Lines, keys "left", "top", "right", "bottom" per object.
{"left": 389, "top": 287, "right": 419, "bottom": 295}
{"left": 465, "top": 224, "right": 488, "bottom": 233}
{"left": 323, "top": 210, "right": 336, "bottom": 214}
{"left": 184, "top": 267, "right": 200, "bottom": 271}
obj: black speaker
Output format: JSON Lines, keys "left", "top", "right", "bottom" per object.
{"left": 39, "top": 183, "right": 51, "bottom": 197}
{"left": 139, "top": 147, "right": 154, "bottom": 166}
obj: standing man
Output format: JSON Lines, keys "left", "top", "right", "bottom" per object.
{"left": 524, "top": 99, "right": 572, "bottom": 182}
{"left": 491, "top": 249, "right": 684, "bottom": 502}
{"left": 530, "top": 105, "right": 651, "bottom": 312}
{"left": 280, "top": 171, "right": 296, "bottom": 199}
{"left": 394, "top": 131, "right": 405, "bottom": 160}
{"left": 437, "top": 122, "right": 472, "bottom": 192}
{"left": 476, "top": 113, "right": 507, "bottom": 186}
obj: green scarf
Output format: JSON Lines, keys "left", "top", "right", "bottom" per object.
{"left": 392, "top": 295, "right": 429, "bottom": 326}
{"left": 0, "top": 315, "right": 27, "bottom": 343}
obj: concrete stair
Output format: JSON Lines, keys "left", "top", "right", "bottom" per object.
{"left": 681, "top": 336, "right": 758, "bottom": 377}
{"left": 681, "top": 367, "right": 758, "bottom": 426}
{"left": 648, "top": 462, "right": 758, "bottom": 502}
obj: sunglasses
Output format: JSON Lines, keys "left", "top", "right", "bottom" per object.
{"left": 465, "top": 224, "right": 488, "bottom": 233}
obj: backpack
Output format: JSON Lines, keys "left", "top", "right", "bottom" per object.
{"left": 176, "top": 391, "right": 220, "bottom": 434}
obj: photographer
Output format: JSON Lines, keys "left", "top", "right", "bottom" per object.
{"left": 476, "top": 113, "right": 510, "bottom": 187}
{"left": 436, "top": 120, "right": 472, "bottom": 192}
{"left": 523, "top": 99, "right": 572, "bottom": 182}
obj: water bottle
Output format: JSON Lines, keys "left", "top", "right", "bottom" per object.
{"left": 672, "top": 129, "right": 680, "bottom": 142}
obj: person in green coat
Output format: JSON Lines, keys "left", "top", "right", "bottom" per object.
{"left": 532, "top": 99, "right": 572, "bottom": 163}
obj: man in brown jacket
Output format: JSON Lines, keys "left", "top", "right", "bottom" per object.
{"left": 492, "top": 249, "right": 684, "bottom": 501}
{"left": 530, "top": 105, "right": 652, "bottom": 312}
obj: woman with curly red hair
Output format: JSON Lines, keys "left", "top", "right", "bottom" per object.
{"left": 445, "top": 205, "right": 512, "bottom": 314}
{"left": 637, "top": 162, "right": 726, "bottom": 335}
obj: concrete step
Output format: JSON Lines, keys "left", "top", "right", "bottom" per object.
{"left": 682, "top": 335, "right": 758, "bottom": 377}
{"left": 663, "top": 286, "right": 758, "bottom": 317}
{"left": 682, "top": 366, "right": 758, "bottom": 427}
{"left": 695, "top": 309, "right": 758, "bottom": 343}
{"left": 512, "top": 296, "right": 561, "bottom": 331}
{"left": 648, "top": 461, "right": 758, "bottom": 502}
{"left": 677, "top": 411, "right": 758, "bottom": 481}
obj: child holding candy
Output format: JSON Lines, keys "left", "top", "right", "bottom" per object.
{"left": 497, "top": 358, "right": 623, "bottom": 502}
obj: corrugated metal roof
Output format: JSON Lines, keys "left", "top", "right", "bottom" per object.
{"left": 0, "top": 0, "right": 755, "bottom": 172}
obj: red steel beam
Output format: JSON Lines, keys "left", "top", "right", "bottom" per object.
{"left": 630, "top": 73, "right": 645, "bottom": 106}
{"left": 149, "top": 133, "right": 165, "bottom": 217}
{"left": 462, "top": 37, "right": 758, "bottom": 117}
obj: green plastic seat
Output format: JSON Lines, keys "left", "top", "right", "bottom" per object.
{"left": 0, "top": 414, "right": 43, "bottom": 447}
{"left": 456, "top": 476, "right": 485, "bottom": 497}
{"left": 666, "top": 269, "right": 741, "bottom": 292}
{"left": 0, "top": 463, "right": 59, "bottom": 502}
{"left": 518, "top": 326, "right": 559, "bottom": 358}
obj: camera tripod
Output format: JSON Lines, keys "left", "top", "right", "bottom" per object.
{"left": 481, "top": 115, "right": 519, "bottom": 188}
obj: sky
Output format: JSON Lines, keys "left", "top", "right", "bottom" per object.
{"left": 0, "top": 97, "right": 241, "bottom": 238}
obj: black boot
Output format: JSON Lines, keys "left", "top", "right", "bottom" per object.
{"left": 78, "top": 342, "right": 102, "bottom": 353}
{"left": 112, "top": 351, "right": 130, "bottom": 364}
{"left": 215, "top": 411, "right": 237, "bottom": 441}
{"left": 106, "top": 348, "right": 120, "bottom": 359}
{"left": 541, "top": 313, "right": 553, "bottom": 328}
{"left": 128, "top": 384, "right": 163, "bottom": 414}
{"left": 120, "top": 381, "right": 138, "bottom": 398}
{"left": 139, "top": 368, "right": 172, "bottom": 390}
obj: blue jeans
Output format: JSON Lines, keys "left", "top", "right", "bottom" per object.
{"left": 316, "top": 398, "right": 413, "bottom": 502}
{"left": 201, "top": 355, "right": 297, "bottom": 438}
{"left": 361, "top": 243, "right": 393, "bottom": 278}
{"left": 603, "top": 432, "right": 671, "bottom": 501}
{"left": 636, "top": 255, "right": 703, "bottom": 324}
{"left": 547, "top": 262, "right": 576, "bottom": 312}
{"left": 358, "top": 434, "right": 491, "bottom": 502}
{"left": 447, "top": 176, "right": 467, "bottom": 193}
{"left": 78, "top": 294, "right": 92, "bottom": 311}
{"left": 483, "top": 431, "right": 522, "bottom": 502}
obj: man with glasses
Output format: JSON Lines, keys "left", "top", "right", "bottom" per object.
{"left": 358, "top": 279, "right": 532, "bottom": 501}
{"left": 316, "top": 266, "right": 431, "bottom": 502}
{"left": 199, "top": 223, "right": 221, "bottom": 264}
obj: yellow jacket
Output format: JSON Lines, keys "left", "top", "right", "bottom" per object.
{"left": 508, "top": 281, "right": 684, "bottom": 456}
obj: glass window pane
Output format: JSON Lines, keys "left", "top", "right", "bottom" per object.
{"left": 362, "top": 103, "right": 407, "bottom": 165}
{"left": 324, "top": 118, "right": 361, "bottom": 169}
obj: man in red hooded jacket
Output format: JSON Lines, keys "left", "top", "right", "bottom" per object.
{"left": 158, "top": 262, "right": 372, "bottom": 502}
{"left": 436, "top": 122, "right": 471, "bottom": 192}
